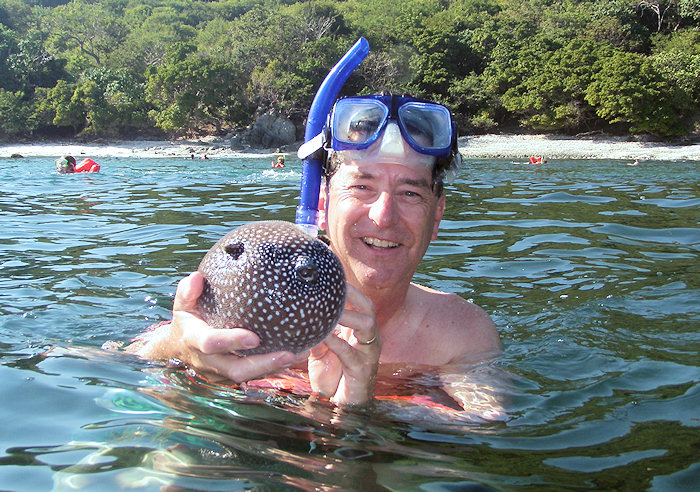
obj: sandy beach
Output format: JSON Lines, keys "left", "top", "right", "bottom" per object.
{"left": 2, "top": 134, "right": 699, "bottom": 161}
{"left": 459, "top": 134, "right": 699, "bottom": 160}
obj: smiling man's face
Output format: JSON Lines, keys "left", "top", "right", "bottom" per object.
{"left": 320, "top": 158, "right": 445, "bottom": 293}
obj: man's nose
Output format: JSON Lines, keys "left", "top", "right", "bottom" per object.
{"left": 368, "top": 191, "right": 398, "bottom": 227}
{"left": 377, "top": 122, "right": 406, "bottom": 157}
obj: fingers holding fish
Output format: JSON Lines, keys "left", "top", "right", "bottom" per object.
{"left": 338, "top": 310, "right": 380, "bottom": 349}
{"left": 172, "top": 271, "right": 204, "bottom": 314}
{"left": 133, "top": 222, "right": 356, "bottom": 394}
{"left": 173, "top": 309, "right": 305, "bottom": 382}
{"left": 196, "top": 350, "right": 305, "bottom": 384}
{"left": 322, "top": 331, "right": 379, "bottom": 406}
{"left": 126, "top": 272, "right": 209, "bottom": 360}
{"left": 308, "top": 284, "right": 380, "bottom": 406}
{"left": 194, "top": 327, "right": 258, "bottom": 355}
{"left": 170, "top": 271, "right": 304, "bottom": 382}
{"left": 173, "top": 272, "right": 271, "bottom": 356}
{"left": 340, "top": 283, "right": 380, "bottom": 350}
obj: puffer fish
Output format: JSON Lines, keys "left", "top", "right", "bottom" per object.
{"left": 196, "top": 220, "right": 346, "bottom": 355}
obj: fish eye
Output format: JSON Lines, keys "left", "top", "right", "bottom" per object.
{"left": 222, "top": 242, "right": 244, "bottom": 260}
{"left": 296, "top": 266, "right": 317, "bottom": 283}
{"left": 295, "top": 257, "right": 317, "bottom": 284}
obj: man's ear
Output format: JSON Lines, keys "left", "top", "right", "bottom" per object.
{"left": 431, "top": 194, "right": 446, "bottom": 241}
{"left": 317, "top": 182, "right": 328, "bottom": 231}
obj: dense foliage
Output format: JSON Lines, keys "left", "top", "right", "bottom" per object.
{"left": 1, "top": 0, "right": 698, "bottom": 139}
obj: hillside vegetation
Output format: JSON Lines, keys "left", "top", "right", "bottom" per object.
{"left": 1, "top": 0, "right": 698, "bottom": 140}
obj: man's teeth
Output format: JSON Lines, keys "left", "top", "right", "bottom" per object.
{"left": 363, "top": 237, "right": 399, "bottom": 248}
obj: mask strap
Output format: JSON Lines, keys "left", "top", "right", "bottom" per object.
{"left": 297, "top": 132, "right": 325, "bottom": 160}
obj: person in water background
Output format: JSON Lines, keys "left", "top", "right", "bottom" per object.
{"left": 55, "top": 155, "right": 101, "bottom": 173}
{"left": 127, "top": 94, "right": 501, "bottom": 411}
{"left": 272, "top": 154, "right": 286, "bottom": 167}
{"left": 55, "top": 155, "right": 76, "bottom": 173}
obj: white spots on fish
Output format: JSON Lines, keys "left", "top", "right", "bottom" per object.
{"left": 196, "top": 220, "right": 346, "bottom": 355}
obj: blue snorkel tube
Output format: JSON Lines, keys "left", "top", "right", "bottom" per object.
{"left": 296, "top": 37, "right": 370, "bottom": 237}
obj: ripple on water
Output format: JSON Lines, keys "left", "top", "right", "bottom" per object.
{"left": 0, "top": 156, "right": 698, "bottom": 490}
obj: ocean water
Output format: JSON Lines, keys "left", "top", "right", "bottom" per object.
{"left": 0, "top": 154, "right": 698, "bottom": 491}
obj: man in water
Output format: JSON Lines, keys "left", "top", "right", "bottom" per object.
{"left": 127, "top": 94, "right": 500, "bottom": 408}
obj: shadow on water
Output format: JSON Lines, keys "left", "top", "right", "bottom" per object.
{"left": 0, "top": 156, "right": 699, "bottom": 490}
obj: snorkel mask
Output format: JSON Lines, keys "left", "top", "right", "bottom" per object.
{"left": 328, "top": 94, "right": 457, "bottom": 170}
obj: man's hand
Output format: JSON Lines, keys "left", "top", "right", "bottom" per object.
{"left": 307, "top": 283, "right": 381, "bottom": 406}
{"left": 127, "top": 272, "right": 307, "bottom": 382}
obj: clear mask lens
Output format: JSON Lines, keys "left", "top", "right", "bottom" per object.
{"left": 334, "top": 100, "right": 387, "bottom": 146}
{"left": 398, "top": 102, "right": 452, "bottom": 150}
{"left": 330, "top": 96, "right": 454, "bottom": 157}
{"left": 337, "top": 122, "right": 436, "bottom": 170}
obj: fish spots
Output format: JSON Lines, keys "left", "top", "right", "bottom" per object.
{"left": 196, "top": 220, "right": 346, "bottom": 355}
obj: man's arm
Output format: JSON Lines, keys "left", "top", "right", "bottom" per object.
{"left": 432, "top": 292, "right": 505, "bottom": 419}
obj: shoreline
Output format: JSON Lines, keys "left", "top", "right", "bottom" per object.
{"left": 1, "top": 134, "right": 699, "bottom": 161}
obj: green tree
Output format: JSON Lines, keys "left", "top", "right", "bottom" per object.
{"left": 449, "top": 73, "right": 498, "bottom": 131}
{"left": 585, "top": 50, "right": 687, "bottom": 135}
{"left": 340, "top": 0, "right": 406, "bottom": 47}
{"left": 5, "top": 31, "right": 67, "bottom": 92}
{"left": 0, "top": 0, "right": 33, "bottom": 31}
{"left": 82, "top": 67, "right": 152, "bottom": 132}
{"left": 391, "top": 1, "right": 471, "bottom": 97}
{"left": 146, "top": 44, "right": 243, "bottom": 133}
{"left": 110, "top": 5, "right": 197, "bottom": 75}
{"left": 678, "top": 0, "right": 700, "bottom": 22}
{"left": 2, "top": 0, "right": 698, "bottom": 138}
{"left": 33, "top": 79, "right": 84, "bottom": 131}
{"left": 0, "top": 27, "right": 20, "bottom": 90}
{"left": 499, "top": 38, "right": 610, "bottom": 132}
{"left": 41, "top": 0, "right": 126, "bottom": 68}
{"left": 0, "top": 89, "right": 33, "bottom": 135}
{"left": 651, "top": 29, "right": 700, "bottom": 130}
{"left": 635, "top": 0, "right": 699, "bottom": 32}
{"left": 249, "top": 36, "right": 347, "bottom": 120}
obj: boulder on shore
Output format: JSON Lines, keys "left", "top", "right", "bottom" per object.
{"left": 247, "top": 113, "right": 296, "bottom": 148}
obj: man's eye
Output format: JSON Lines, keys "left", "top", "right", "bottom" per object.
{"left": 403, "top": 190, "right": 422, "bottom": 199}
{"left": 348, "top": 120, "right": 379, "bottom": 142}
{"left": 350, "top": 119, "right": 378, "bottom": 133}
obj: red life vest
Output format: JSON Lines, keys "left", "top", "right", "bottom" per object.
{"left": 75, "top": 158, "right": 100, "bottom": 173}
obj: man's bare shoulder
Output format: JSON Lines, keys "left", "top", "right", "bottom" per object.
{"left": 410, "top": 283, "right": 501, "bottom": 360}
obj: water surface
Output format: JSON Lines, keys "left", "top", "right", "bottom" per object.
{"left": 1, "top": 155, "right": 698, "bottom": 490}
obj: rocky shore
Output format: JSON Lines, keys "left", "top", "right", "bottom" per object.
{"left": 2, "top": 133, "right": 699, "bottom": 161}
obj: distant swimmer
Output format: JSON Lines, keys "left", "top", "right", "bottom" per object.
{"left": 627, "top": 159, "right": 639, "bottom": 166}
{"left": 55, "top": 155, "right": 76, "bottom": 173}
{"left": 56, "top": 155, "right": 100, "bottom": 173}
{"left": 271, "top": 154, "right": 285, "bottom": 168}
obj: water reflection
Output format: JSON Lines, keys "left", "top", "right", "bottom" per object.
{"left": 0, "top": 156, "right": 698, "bottom": 490}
